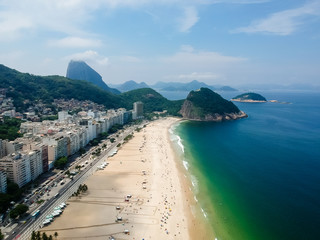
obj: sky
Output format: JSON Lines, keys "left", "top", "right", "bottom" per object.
{"left": 0, "top": 0, "right": 320, "bottom": 87}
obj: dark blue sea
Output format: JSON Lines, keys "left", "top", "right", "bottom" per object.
{"left": 170, "top": 91, "right": 320, "bottom": 240}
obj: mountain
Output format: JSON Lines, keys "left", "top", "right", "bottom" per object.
{"left": 114, "top": 80, "right": 150, "bottom": 92}
{"left": 151, "top": 80, "right": 214, "bottom": 91}
{"left": 66, "top": 60, "right": 120, "bottom": 94}
{"left": 0, "top": 64, "right": 182, "bottom": 115}
{"left": 218, "top": 86, "right": 237, "bottom": 91}
{"left": 151, "top": 80, "right": 237, "bottom": 92}
{"left": 0, "top": 64, "right": 123, "bottom": 111}
{"left": 179, "top": 88, "right": 247, "bottom": 121}
{"left": 232, "top": 92, "right": 267, "bottom": 102}
{"left": 120, "top": 88, "right": 183, "bottom": 116}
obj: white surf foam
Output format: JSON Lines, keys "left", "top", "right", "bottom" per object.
{"left": 183, "top": 160, "right": 189, "bottom": 170}
{"left": 177, "top": 135, "right": 185, "bottom": 153}
{"left": 201, "top": 207, "right": 208, "bottom": 218}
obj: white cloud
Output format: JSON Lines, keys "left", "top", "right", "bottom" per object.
{"left": 48, "top": 37, "right": 102, "bottom": 48}
{"left": 0, "top": 0, "right": 272, "bottom": 41}
{"left": 163, "top": 48, "right": 246, "bottom": 64}
{"left": 177, "top": 6, "right": 199, "bottom": 32}
{"left": 233, "top": 1, "right": 320, "bottom": 35}
{"left": 65, "top": 50, "right": 109, "bottom": 66}
{"left": 0, "top": 12, "right": 33, "bottom": 41}
{"left": 202, "top": 0, "right": 270, "bottom": 3}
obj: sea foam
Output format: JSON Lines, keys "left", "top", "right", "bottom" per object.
{"left": 201, "top": 207, "right": 208, "bottom": 218}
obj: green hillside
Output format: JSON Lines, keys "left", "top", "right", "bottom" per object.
{"left": 0, "top": 64, "right": 123, "bottom": 111}
{"left": 184, "top": 88, "right": 240, "bottom": 116}
{"left": 0, "top": 64, "right": 182, "bottom": 115}
{"left": 232, "top": 92, "right": 267, "bottom": 101}
{"left": 120, "top": 88, "right": 183, "bottom": 115}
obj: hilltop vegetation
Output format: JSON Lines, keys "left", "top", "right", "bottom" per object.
{"left": 0, "top": 117, "right": 23, "bottom": 140}
{"left": 0, "top": 64, "right": 123, "bottom": 112}
{"left": 120, "top": 88, "right": 183, "bottom": 116}
{"left": 0, "top": 64, "right": 182, "bottom": 116}
{"left": 179, "top": 88, "right": 246, "bottom": 121}
{"left": 232, "top": 92, "right": 267, "bottom": 102}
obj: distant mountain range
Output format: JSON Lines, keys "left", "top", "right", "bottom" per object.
{"left": 0, "top": 64, "right": 246, "bottom": 120}
{"left": 109, "top": 80, "right": 150, "bottom": 92}
{"left": 150, "top": 80, "right": 237, "bottom": 92}
{"left": 66, "top": 60, "right": 120, "bottom": 94}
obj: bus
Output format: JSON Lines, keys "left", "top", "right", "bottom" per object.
{"left": 31, "top": 210, "right": 40, "bottom": 218}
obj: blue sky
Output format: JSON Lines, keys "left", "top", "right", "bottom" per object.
{"left": 0, "top": 0, "right": 319, "bottom": 87}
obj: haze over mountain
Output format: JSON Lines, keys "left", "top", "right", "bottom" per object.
{"left": 66, "top": 60, "right": 120, "bottom": 94}
{"left": 110, "top": 80, "right": 150, "bottom": 92}
{"left": 151, "top": 80, "right": 237, "bottom": 92}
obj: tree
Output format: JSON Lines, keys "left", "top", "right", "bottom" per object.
{"left": 54, "top": 156, "right": 68, "bottom": 169}
{"left": 42, "top": 232, "right": 48, "bottom": 240}
{"left": 9, "top": 204, "right": 29, "bottom": 219}
{"left": 31, "top": 231, "right": 36, "bottom": 240}
{"left": 79, "top": 147, "right": 86, "bottom": 156}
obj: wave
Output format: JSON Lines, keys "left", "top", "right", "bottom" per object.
{"left": 183, "top": 160, "right": 189, "bottom": 170}
{"left": 169, "top": 123, "right": 184, "bottom": 153}
{"left": 201, "top": 207, "right": 208, "bottom": 218}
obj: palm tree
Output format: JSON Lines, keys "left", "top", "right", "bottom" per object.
{"left": 31, "top": 231, "right": 36, "bottom": 240}
{"left": 42, "top": 232, "right": 48, "bottom": 240}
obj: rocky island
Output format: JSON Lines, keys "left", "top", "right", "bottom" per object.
{"left": 231, "top": 92, "right": 267, "bottom": 102}
{"left": 179, "top": 88, "right": 247, "bottom": 121}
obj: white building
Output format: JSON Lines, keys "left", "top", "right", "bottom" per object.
{"left": 0, "top": 153, "right": 31, "bottom": 188}
{"left": 27, "top": 150, "right": 43, "bottom": 181}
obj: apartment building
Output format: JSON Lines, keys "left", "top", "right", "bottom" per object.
{"left": 0, "top": 169, "right": 7, "bottom": 193}
{"left": 0, "top": 153, "right": 31, "bottom": 188}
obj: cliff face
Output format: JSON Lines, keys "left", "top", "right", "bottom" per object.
{"left": 66, "top": 60, "right": 120, "bottom": 94}
{"left": 179, "top": 88, "right": 247, "bottom": 121}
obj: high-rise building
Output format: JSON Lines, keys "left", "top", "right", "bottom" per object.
{"left": 133, "top": 101, "right": 143, "bottom": 119}
{"left": 0, "top": 153, "right": 31, "bottom": 188}
{"left": 0, "top": 169, "right": 7, "bottom": 193}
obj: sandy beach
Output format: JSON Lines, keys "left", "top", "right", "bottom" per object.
{"left": 41, "top": 117, "right": 211, "bottom": 239}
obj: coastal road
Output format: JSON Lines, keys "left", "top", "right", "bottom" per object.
{"left": 6, "top": 123, "right": 144, "bottom": 240}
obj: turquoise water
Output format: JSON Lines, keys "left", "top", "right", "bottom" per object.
{"left": 173, "top": 91, "right": 320, "bottom": 240}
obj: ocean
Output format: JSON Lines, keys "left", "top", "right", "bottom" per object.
{"left": 170, "top": 91, "right": 320, "bottom": 240}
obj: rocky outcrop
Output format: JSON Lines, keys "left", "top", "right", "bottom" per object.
{"left": 66, "top": 60, "right": 120, "bottom": 94}
{"left": 179, "top": 88, "right": 247, "bottom": 122}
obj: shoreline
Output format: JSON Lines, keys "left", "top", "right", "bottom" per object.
{"left": 231, "top": 99, "right": 267, "bottom": 103}
{"left": 41, "top": 118, "right": 211, "bottom": 239}
{"left": 168, "top": 120, "right": 216, "bottom": 239}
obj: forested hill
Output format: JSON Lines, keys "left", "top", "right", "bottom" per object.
{"left": 120, "top": 88, "right": 183, "bottom": 115}
{"left": 0, "top": 64, "right": 182, "bottom": 115}
{"left": 0, "top": 64, "right": 123, "bottom": 111}
{"left": 179, "top": 88, "right": 247, "bottom": 121}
